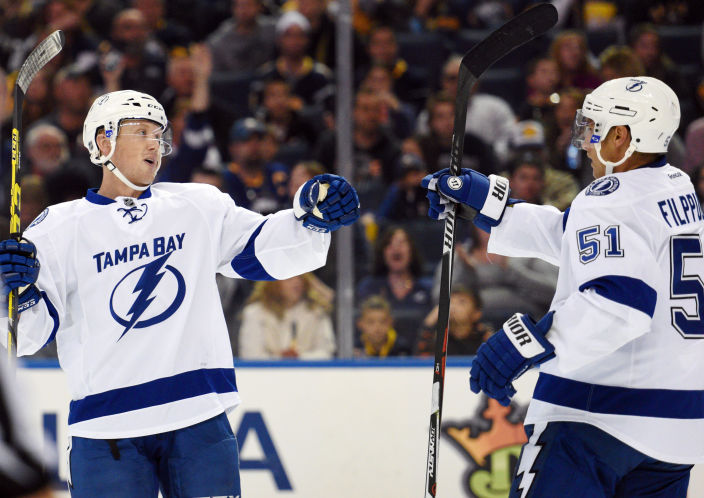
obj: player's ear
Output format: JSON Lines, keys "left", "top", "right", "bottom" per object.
{"left": 614, "top": 125, "right": 630, "bottom": 146}
{"left": 96, "top": 130, "right": 112, "bottom": 156}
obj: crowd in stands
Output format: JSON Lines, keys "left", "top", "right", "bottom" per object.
{"left": 1, "top": 0, "right": 703, "bottom": 359}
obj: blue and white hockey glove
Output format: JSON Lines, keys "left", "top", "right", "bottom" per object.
{"left": 470, "top": 312, "right": 555, "bottom": 406}
{"left": 293, "top": 174, "right": 360, "bottom": 233}
{"left": 421, "top": 168, "right": 512, "bottom": 233}
{"left": 0, "top": 238, "right": 42, "bottom": 312}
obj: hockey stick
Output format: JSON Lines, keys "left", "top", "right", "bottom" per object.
{"left": 7, "top": 30, "right": 65, "bottom": 358}
{"left": 424, "top": 4, "right": 557, "bottom": 496}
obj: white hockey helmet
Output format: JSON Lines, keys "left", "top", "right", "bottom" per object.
{"left": 83, "top": 90, "right": 171, "bottom": 191}
{"left": 572, "top": 76, "right": 680, "bottom": 174}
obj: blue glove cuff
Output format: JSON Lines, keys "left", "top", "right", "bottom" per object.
{"left": 17, "top": 285, "right": 42, "bottom": 313}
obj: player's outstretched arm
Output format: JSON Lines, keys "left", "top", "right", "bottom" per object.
{"left": 293, "top": 174, "right": 360, "bottom": 233}
{"left": 421, "top": 168, "right": 512, "bottom": 233}
{"left": 0, "top": 239, "right": 42, "bottom": 313}
{"left": 469, "top": 312, "right": 555, "bottom": 405}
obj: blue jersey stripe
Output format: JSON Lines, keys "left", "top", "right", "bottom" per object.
{"left": 231, "top": 221, "right": 275, "bottom": 281}
{"left": 562, "top": 207, "right": 571, "bottom": 232}
{"left": 40, "top": 291, "right": 60, "bottom": 349}
{"left": 534, "top": 373, "right": 704, "bottom": 419}
{"left": 68, "top": 368, "right": 238, "bottom": 424}
{"left": 579, "top": 275, "right": 657, "bottom": 317}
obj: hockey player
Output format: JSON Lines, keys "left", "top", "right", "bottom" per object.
{"left": 0, "top": 90, "right": 359, "bottom": 497}
{"left": 422, "top": 77, "right": 703, "bottom": 496}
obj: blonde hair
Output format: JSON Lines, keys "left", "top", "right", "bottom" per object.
{"left": 247, "top": 273, "right": 331, "bottom": 319}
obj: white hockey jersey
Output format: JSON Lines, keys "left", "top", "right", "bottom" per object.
{"left": 489, "top": 158, "right": 704, "bottom": 464}
{"left": 4, "top": 183, "right": 330, "bottom": 439}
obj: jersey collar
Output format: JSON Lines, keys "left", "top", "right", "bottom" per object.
{"left": 640, "top": 155, "right": 668, "bottom": 169}
{"left": 85, "top": 187, "right": 153, "bottom": 205}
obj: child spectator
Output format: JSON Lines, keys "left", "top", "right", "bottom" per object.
{"left": 239, "top": 274, "right": 335, "bottom": 359}
{"left": 356, "top": 225, "right": 432, "bottom": 343}
{"left": 416, "top": 285, "right": 491, "bottom": 356}
{"left": 355, "top": 295, "right": 411, "bottom": 357}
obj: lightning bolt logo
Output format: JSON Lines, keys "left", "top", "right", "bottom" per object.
{"left": 109, "top": 251, "right": 186, "bottom": 340}
{"left": 515, "top": 422, "right": 547, "bottom": 498}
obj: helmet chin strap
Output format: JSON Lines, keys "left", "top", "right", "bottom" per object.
{"left": 594, "top": 142, "right": 636, "bottom": 175}
{"left": 98, "top": 134, "right": 158, "bottom": 193}
{"left": 105, "top": 160, "right": 151, "bottom": 192}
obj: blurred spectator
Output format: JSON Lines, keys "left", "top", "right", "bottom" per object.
{"left": 359, "top": 64, "right": 416, "bottom": 140}
{"left": 315, "top": 88, "right": 401, "bottom": 211}
{"left": 108, "top": 8, "right": 167, "bottom": 97}
{"left": 409, "top": 0, "right": 463, "bottom": 32}
{"left": 6, "top": 0, "right": 99, "bottom": 74}
{"left": 19, "top": 175, "right": 49, "bottom": 229}
{"left": 296, "top": 0, "right": 366, "bottom": 68}
{"left": 158, "top": 45, "right": 222, "bottom": 182}
{"left": 254, "top": 78, "right": 319, "bottom": 159}
{"left": 160, "top": 48, "right": 196, "bottom": 116}
{"left": 44, "top": 168, "right": 94, "bottom": 205}
{"left": 628, "top": 24, "right": 690, "bottom": 103}
{"left": 691, "top": 163, "right": 704, "bottom": 206}
{"left": 190, "top": 166, "right": 224, "bottom": 190}
{"left": 24, "top": 123, "right": 70, "bottom": 176}
{"left": 224, "top": 117, "right": 289, "bottom": 213}
{"left": 416, "top": 285, "right": 491, "bottom": 356}
{"left": 544, "top": 87, "right": 587, "bottom": 181}
{"left": 506, "top": 155, "right": 544, "bottom": 204}
{"left": 506, "top": 120, "right": 579, "bottom": 210}
{"left": 518, "top": 56, "right": 560, "bottom": 122}
{"left": 23, "top": 69, "right": 54, "bottom": 130}
{"left": 207, "top": 0, "right": 276, "bottom": 74}
{"left": 287, "top": 160, "right": 325, "bottom": 203}
{"left": 357, "top": 25, "right": 428, "bottom": 109}
{"left": 356, "top": 225, "right": 432, "bottom": 343}
{"left": 416, "top": 55, "right": 516, "bottom": 156}
{"left": 414, "top": 92, "right": 496, "bottom": 175}
{"left": 256, "top": 11, "right": 333, "bottom": 109}
{"left": 376, "top": 153, "right": 429, "bottom": 222}
{"left": 598, "top": 45, "right": 645, "bottom": 81}
{"left": 621, "top": 0, "right": 704, "bottom": 28}
{"left": 238, "top": 274, "right": 336, "bottom": 359}
{"left": 355, "top": 295, "right": 411, "bottom": 357}
{"left": 44, "top": 67, "right": 93, "bottom": 158}
{"left": 133, "top": 0, "right": 193, "bottom": 49}
{"left": 431, "top": 225, "right": 558, "bottom": 327}
{"left": 549, "top": 30, "right": 601, "bottom": 91}
{"left": 685, "top": 117, "right": 704, "bottom": 174}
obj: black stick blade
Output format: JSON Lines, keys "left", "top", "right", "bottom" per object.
{"left": 462, "top": 3, "right": 558, "bottom": 77}
{"left": 16, "top": 30, "right": 65, "bottom": 93}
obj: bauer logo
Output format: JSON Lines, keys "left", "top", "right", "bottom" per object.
{"left": 447, "top": 176, "right": 463, "bottom": 190}
{"left": 586, "top": 176, "right": 620, "bottom": 196}
{"left": 444, "top": 398, "right": 527, "bottom": 498}
{"left": 109, "top": 251, "right": 186, "bottom": 340}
